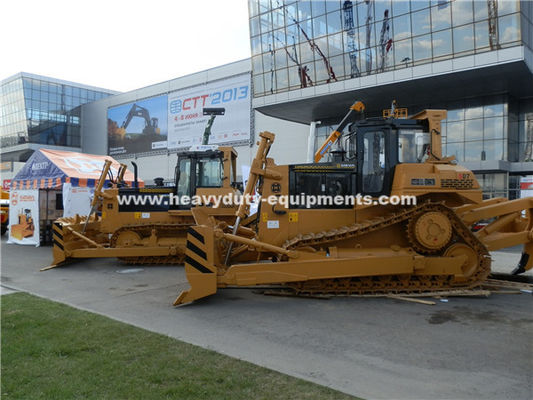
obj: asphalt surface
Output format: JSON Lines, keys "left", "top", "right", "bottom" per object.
{"left": 1, "top": 236, "right": 532, "bottom": 400}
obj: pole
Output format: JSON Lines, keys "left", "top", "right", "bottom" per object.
{"left": 307, "top": 121, "right": 320, "bottom": 163}
{"left": 82, "top": 160, "right": 112, "bottom": 234}
{"left": 45, "top": 189, "right": 49, "bottom": 244}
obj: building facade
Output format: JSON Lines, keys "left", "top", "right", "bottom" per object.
{"left": 2, "top": 1, "right": 532, "bottom": 195}
{"left": 79, "top": 60, "right": 309, "bottom": 184}
{"left": 0, "top": 72, "right": 117, "bottom": 165}
{"left": 249, "top": 0, "right": 533, "bottom": 198}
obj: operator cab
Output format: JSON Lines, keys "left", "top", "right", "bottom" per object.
{"left": 288, "top": 117, "right": 432, "bottom": 209}
{"left": 174, "top": 145, "right": 227, "bottom": 209}
{"left": 348, "top": 117, "right": 431, "bottom": 197}
{"left": 116, "top": 146, "right": 235, "bottom": 213}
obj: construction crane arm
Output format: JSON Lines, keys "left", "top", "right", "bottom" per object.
{"left": 121, "top": 104, "right": 152, "bottom": 129}
{"left": 314, "top": 101, "right": 365, "bottom": 163}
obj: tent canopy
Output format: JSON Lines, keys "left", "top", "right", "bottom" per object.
{"left": 11, "top": 149, "right": 143, "bottom": 190}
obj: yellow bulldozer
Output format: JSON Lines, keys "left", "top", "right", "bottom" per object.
{"left": 174, "top": 103, "right": 533, "bottom": 305}
{"left": 47, "top": 145, "right": 240, "bottom": 269}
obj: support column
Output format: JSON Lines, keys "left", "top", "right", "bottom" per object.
{"left": 307, "top": 121, "right": 321, "bottom": 163}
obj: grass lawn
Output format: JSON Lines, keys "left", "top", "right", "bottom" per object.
{"left": 1, "top": 293, "right": 357, "bottom": 400}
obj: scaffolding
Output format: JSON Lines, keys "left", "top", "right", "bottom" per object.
{"left": 275, "top": 0, "right": 337, "bottom": 84}
{"left": 365, "top": 0, "right": 373, "bottom": 73}
{"left": 343, "top": 1, "right": 360, "bottom": 78}
{"left": 488, "top": 0, "right": 500, "bottom": 50}
{"left": 378, "top": 9, "right": 392, "bottom": 72}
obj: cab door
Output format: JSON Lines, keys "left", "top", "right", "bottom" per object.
{"left": 356, "top": 127, "right": 395, "bottom": 196}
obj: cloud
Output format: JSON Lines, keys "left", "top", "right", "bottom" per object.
{"left": 0, "top": 0, "right": 251, "bottom": 92}
{"left": 501, "top": 26, "right": 519, "bottom": 43}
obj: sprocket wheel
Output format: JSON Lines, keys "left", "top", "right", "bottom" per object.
{"left": 112, "top": 230, "right": 141, "bottom": 248}
{"left": 407, "top": 211, "right": 452, "bottom": 254}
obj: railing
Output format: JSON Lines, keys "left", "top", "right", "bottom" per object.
{"left": 0, "top": 135, "right": 28, "bottom": 148}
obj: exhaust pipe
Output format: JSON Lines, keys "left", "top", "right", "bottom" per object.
{"left": 131, "top": 162, "right": 138, "bottom": 188}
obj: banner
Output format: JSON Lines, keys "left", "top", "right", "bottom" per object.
{"left": 107, "top": 95, "right": 168, "bottom": 156}
{"left": 167, "top": 74, "right": 251, "bottom": 149}
{"left": 62, "top": 183, "right": 93, "bottom": 218}
{"left": 520, "top": 176, "right": 533, "bottom": 198}
{"left": 7, "top": 189, "right": 40, "bottom": 246}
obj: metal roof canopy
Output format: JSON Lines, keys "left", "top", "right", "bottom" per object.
{"left": 254, "top": 60, "right": 533, "bottom": 125}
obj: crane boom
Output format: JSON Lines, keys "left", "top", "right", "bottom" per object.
{"left": 314, "top": 101, "right": 365, "bottom": 163}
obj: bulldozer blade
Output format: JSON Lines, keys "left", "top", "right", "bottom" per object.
{"left": 173, "top": 268, "right": 217, "bottom": 305}
{"left": 174, "top": 226, "right": 218, "bottom": 305}
{"left": 48, "top": 221, "right": 68, "bottom": 268}
{"left": 44, "top": 218, "right": 104, "bottom": 270}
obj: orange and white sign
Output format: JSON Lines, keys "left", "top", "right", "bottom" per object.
{"left": 520, "top": 176, "right": 533, "bottom": 198}
{"left": 7, "top": 189, "right": 40, "bottom": 246}
{"left": 41, "top": 149, "right": 134, "bottom": 181}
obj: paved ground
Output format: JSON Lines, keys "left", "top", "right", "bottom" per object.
{"left": 0, "top": 284, "right": 17, "bottom": 295}
{"left": 1, "top": 236, "right": 532, "bottom": 400}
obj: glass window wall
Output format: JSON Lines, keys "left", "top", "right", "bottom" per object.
{"left": 249, "top": 0, "right": 525, "bottom": 97}
{"left": 442, "top": 95, "right": 509, "bottom": 162}
{"left": 311, "top": 95, "right": 513, "bottom": 167}
{"left": 1, "top": 76, "right": 113, "bottom": 149}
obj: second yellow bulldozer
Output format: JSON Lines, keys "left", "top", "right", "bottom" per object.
{"left": 175, "top": 103, "right": 533, "bottom": 305}
{"left": 47, "top": 145, "right": 240, "bottom": 269}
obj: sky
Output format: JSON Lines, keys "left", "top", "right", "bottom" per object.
{"left": 0, "top": 0, "right": 251, "bottom": 92}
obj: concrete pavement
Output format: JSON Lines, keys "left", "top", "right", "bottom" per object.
{"left": 1, "top": 237, "right": 532, "bottom": 400}
{"left": 0, "top": 285, "right": 17, "bottom": 295}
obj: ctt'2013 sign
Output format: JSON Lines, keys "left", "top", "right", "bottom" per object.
{"left": 167, "top": 73, "right": 251, "bottom": 149}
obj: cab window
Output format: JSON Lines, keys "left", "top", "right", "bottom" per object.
{"left": 177, "top": 158, "right": 191, "bottom": 197}
{"left": 398, "top": 130, "right": 430, "bottom": 163}
{"left": 196, "top": 157, "right": 223, "bottom": 187}
{"left": 362, "top": 131, "right": 385, "bottom": 193}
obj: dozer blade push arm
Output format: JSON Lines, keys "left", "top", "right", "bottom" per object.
{"left": 224, "top": 131, "right": 277, "bottom": 266}
{"left": 82, "top": 160, "right": 112, "bottom": 234}
{"left": 236, "top": 131, "right": 276, "bottom": 220}
{"left": 314, "top": 100, "right": 365, "bottom": 163}
{"left": 457, "top": 197, "right": 533, "bottom": 274}
{"left": 93, "top": 160, "right": 114, "bottom": 206}
{"left": 117, "top": 163, "right": 127, "bottom": 184}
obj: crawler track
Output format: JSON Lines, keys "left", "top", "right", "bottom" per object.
{"left": 111, "top": 223, "right": 192, "bottom": 265}
{"left": 282, "top": 203, "right": 491, "bottom": 296}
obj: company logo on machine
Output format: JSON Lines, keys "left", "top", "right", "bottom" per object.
{"left": 271, "top": 183, "right": 281, "bottom": 193}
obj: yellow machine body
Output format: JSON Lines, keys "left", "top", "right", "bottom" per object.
{"left": 175, "top": 110, "right": 533, "bottom": 305}
{"left": 47, "top": 147, "right": 239, "bottom": 269}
